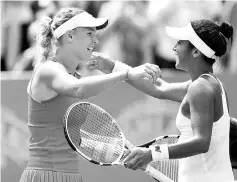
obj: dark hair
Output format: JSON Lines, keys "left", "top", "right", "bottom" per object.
{"left": 189, "top": 19, "right": 233, "bottom": 66}
{"left": 35, "top": 8, "right": 84, "bottom": 67}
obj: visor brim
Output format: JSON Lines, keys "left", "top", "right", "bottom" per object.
{"left": 84, "top": 17, "right": 108, "bottom": 30}
{"left": 166, "top": 26, "right": 189, "bottom": 40}
{"left": 95, "top": 18, "right": 109, "bottom": 30}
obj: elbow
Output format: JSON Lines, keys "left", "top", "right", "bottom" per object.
{"left": 76, "top": 91, "right": 86, "bottom": 100}
{"left": 73, "top": 86, "right": 86, "bottom": 100}
{"left": 201, "top": 145, "right": 209, "bottom": 153}
{"left": 198, "top": 139, "right": 210, "bottom": 153}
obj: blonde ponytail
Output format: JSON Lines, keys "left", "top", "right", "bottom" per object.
{"left": 35, "top": 17, "right": 53, "bottom": 68}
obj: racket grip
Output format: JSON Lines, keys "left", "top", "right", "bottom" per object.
{"left": 145, "top": 165, "right": 174, "bottom": 182}
{"left": 125, "top": 139, "right": 134, "bottom": 150}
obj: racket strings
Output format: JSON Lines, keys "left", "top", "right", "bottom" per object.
{"left": 149, "top": 136, "right": 179, "bottom": 182}
{"left": 66, "top": 103, "right": 124, "bottom": 164}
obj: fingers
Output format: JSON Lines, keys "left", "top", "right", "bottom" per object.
{"left": 144, "top": 63, "right": 161, "bottom": 82}
{"left": 87, "top": 59, "right": 99, "bottom": 70}
{"left": 139, "top": 164, "right": 147, "bottom": 171}
{"left": 121, "top": 149, "right": 130, "bottom": 161}
{"left": 123, "top": 148, "right": 144, "bottom": 170}
{"left": 123, "top": 149, "right": 137, "bottom": 164}
{"left": 124, "top": 156, "right": 141, "bottom": 170}
{"left": 122, "top": 147, "right": 153, "bottom": 171}
{"left": 91, "top": 51, "right": 100, "bottom": 57}
{"left": 143, "top": 72, "right": 154, "bottom": 82}
{"left": 144, "top": 68, "right": 156, "bottom": 83}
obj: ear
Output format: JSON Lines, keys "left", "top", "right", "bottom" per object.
{"left": 65, "top": 31, "right": 73, "bottom": 43}
{"left": 192, "top": 48, "right": 201, "bottom": 58}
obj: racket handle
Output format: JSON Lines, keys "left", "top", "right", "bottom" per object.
{"left": 125, "top": 139, "right": 174, "bottom": 181}
{"left": 145, "top": 165, "right": 174, "bottom": 182}
{"left": 125, "top": 139, "right": 134, "bottom": 150}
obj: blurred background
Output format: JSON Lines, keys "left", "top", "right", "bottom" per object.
{"left": 1, "top": 0, "right": 237, "bottom": 182}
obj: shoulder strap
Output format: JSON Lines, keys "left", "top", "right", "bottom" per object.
{"left": 200, "top": 73, "right": 229, "bottom": 115}
{"left": 27, "top": 64, "right": 42, "bottom": 103}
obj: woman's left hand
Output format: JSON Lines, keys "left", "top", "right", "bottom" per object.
{"left": 128, "top": 63, "right": 161, "bottom": 83}
{"left": 87, "top": 52, "right": 115, "bottom": 74}
{"left": 122, "top": 147, "right": 153, "bottom": 170}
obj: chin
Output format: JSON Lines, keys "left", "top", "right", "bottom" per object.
{"left": 175, "top": 63, "right": 184, "bottom": 71}
{"left": 80, "top": 56, "right": 90, "bottom": 62}
{"left": 175, "top": 61, "right": 180, "bottom": 69}
{"left": 84, "top": 52, "right": 92, "bottom": 61}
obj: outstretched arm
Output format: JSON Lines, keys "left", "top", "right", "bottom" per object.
{"left": 88, "top": 52, "right": 191, "bottom": 102}
{"left": 123, "top": 79, "right": 214, "bottom": 170}
{"left": 38, "top": 60, "right": 155, "bottom": 100}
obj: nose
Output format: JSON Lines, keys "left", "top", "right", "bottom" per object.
{"left": 173, "top": 45, "right": 177, "bottom": 52}
{"left": 93, "top": 36, "right": 99, "bottom": 45}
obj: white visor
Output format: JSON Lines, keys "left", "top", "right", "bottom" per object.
{"left": 53, "top": 11, "right": 108, "bottom": 39}
{"left": 166, "top": 23, "right": 217, "bottom": 59}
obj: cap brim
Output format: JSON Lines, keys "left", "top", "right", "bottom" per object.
{"left": 85, "top": 17, "right": 108, "bottom": 30}
{"left": 95, "top": 18, "right": 109, "bottom": 30}
{"left": 166, "top": 26, "right": 189, "bottom": 40}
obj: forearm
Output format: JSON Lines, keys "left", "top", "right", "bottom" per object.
{"left": 75, "top": 71, "right": 127, "bottom": 99}
{"left": 126, "top": 78, "right": 164, "bottom": 99}
{"left": 168, "top": 137, "right": 209, "bottom": 159}
{"left": 112, "top": 61, "right": 164, "bottom": 99}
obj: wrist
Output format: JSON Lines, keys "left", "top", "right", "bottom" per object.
{"left": 147, "top": 148, "right": 153, "bottom": 163}
{"left": 149, "top": 144, "right": 169, "bottom": 161}
{"left": 112, "top": 61, "right": 132, "bottom": 73}
{"left": 124, "top": 68, "right": 129, "bottom": 81}
{"left": 109, "top": 59, "right": 116, "bottom": 73}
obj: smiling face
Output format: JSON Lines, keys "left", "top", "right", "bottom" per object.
{"left": 69, "top": 27, "right": 98, "bottom": 61}
{"left": 172, "top": 40, "right": 194, "bottom": 71}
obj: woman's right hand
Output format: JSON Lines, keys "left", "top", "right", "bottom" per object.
{"left": 87, "top": 52, "right": 115, "bottom": 74}
{"left": 128, "top": 63, "right": 161, "bottom": 83}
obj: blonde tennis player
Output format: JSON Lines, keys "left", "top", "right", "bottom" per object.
{"left": 20, "top": 7, "right": 161, "bottom": 182}
{"left": 89, "top": 19, "right": 235, "bottom": 182}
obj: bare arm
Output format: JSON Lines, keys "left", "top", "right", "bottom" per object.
{"left": 39, "top": 61, "right": 127, "bottom": 100}
{"left": 110, "top": 59, "right": 191, "bottom": 102}
{"left": 88, "top": 53, "right": 191, "bottom": 102}
{"left": 168, "top": 79, "right": 214, "bottom": 159}
{"left": 127, "top": 77, "right": 191, "bottom": 102}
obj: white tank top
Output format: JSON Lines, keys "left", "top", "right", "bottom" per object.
{"left": 176, "top": 74, "right": 234, "bottom": 182}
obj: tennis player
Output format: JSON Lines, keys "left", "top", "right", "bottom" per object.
{"left": 90, "top": 19, "right": 235, "bottom": 182}
{"left": 19, "top": 7, "right": 161, "bottom": 182}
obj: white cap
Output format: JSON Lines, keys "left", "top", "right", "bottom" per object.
{"left": 166, "top": 23, "right": 217, "bottom": 59}
{"left": 53, "top": 11, "right": 108, "bottom": 39}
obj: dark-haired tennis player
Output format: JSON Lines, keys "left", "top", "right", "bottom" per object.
{"left": 90, "top": 19, "right": 235, "bottom": 182}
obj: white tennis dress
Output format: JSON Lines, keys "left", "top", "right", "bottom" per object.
{"left": 176, "top": 74, "right": 234, "bottom": 182}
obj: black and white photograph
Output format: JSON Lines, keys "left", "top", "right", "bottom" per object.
{"left": 1, "top": 0, "right": 237, "bottom": 182}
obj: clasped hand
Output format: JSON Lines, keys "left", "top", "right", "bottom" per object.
{"left": 122, "top": 147, "right": 153, "bottom": 171}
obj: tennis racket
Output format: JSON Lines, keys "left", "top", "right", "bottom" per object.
{"left": 137, "top": 135, "right": 180, "bottom": 182}
{"left": 63, "top": 102, "right": 174, "bottom": 182}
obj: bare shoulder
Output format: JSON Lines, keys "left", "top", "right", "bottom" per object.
{"left": 187, "top": 77, "right": 215, "bottom": 101}
{"left": 36, "top": 61, "right": 67, "bottom": 81}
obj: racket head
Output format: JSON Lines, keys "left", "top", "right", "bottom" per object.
{"left": 138, "top": 135, "right": 180, "bottom": 182}
{"left": 63, "top": 102, "right": 126, "bottom": 166}
{"left": 137, "top": 135, "right": 180, "bottom": 148}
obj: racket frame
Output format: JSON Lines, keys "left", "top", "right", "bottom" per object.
{"left": 63, "top": 102, "right": 127, "bottom": 166}
{"left": 137, "top": 135, "right": 180, "bottom": 148}
{"left": 64, "top": 102, "right": 176, "bottom": 182}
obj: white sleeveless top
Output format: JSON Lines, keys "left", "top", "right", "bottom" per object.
{"left": 176, "top": 74, "right": 234, "bottom": 182}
